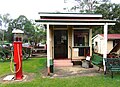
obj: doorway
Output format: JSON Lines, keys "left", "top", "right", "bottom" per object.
{"left": 54, "top": 30, "right": 68, "bottom": 59}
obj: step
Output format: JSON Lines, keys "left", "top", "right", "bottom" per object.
{"left": 54, "top": 63, "right": 73, "bottom": 67}
{"left": 54, "top": 60, "right": 72, "bottom": 63}
{"left": 54, "top": 60, "right": 73, "bottom": 67}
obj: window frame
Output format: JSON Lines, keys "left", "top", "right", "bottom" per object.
{"left": 72, "top": 28, "right": 90, "bottom": 47}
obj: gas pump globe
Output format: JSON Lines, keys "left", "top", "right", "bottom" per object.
{"left": 12, "top": 29, "right": 24, "bottom": 42}
{"left": 12, "top": 29, "right": 24, "bottom": 80}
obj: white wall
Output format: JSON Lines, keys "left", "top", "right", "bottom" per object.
{"left": 93, "top": 35, "right": 114, "bottom": 54}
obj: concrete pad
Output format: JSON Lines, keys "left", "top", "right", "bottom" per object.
{"left": 3, "top": 75, "right": 27, "bottom": 81}
{"left": 3, "top": 75, "right": 14, "bottom": 81}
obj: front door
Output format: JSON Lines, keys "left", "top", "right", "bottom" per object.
{"left": 54, "top": 30, "right": 68, "bottom": 59}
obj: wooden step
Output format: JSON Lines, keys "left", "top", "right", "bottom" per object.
{"left": 54, "top": 63, "right": 73, "bottom": 67}
{"left": 54, "top": 59, "right": 73, "bottom": 67}
{"left": 54, "top": 59, "right": 71, "bottom": 63}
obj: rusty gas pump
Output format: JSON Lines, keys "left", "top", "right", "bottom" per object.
{"left": 12, "top": 29, "right": 24, "bottom": 80}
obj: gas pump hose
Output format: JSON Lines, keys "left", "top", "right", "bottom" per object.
{"left": 10, "top": 44, "right": 21, "bottom": 74}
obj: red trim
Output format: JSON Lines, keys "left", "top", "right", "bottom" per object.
{"left": 100, "top": 34, "right": 120, "bottom": 39}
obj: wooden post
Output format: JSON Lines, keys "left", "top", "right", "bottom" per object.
{"left": 103, "top": 23, "right": 108, "bottom": 73}
{"left": 89, "top": 28, "right": 92, "bottom": 56}
{"left": 47, "top": 24, "right": 50, "bottom": 75}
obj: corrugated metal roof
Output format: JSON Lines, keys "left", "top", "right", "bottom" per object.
{"left": 100, "top": 34, "right": 120, "bottom": 39}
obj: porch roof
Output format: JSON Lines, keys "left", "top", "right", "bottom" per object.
{"left": 35, "top": 12, "right": 116, "bottom": 25}
{"left": 38, "top": 12, "right": 102, "bottom": 19}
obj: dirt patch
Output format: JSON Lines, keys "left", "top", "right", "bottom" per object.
{"left": 41, "top": 65, "right": 103, "bottom": 78}
{"left": 0, "top": 72, "right": 35, "bottom": 84}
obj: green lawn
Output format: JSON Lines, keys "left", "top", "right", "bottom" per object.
{"left": 0, "top": 58, "right": 120, "bottom": 87}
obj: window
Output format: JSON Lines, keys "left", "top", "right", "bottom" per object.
{"left": 74, "top": 30, "right": 89, "bottom": 47}
{"left": 95, "top": 42, "right": 98, "bottom": 46}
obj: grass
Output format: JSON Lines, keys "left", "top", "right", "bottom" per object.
{"left": 0, "top": 58, "right": 120, "bottom": 87}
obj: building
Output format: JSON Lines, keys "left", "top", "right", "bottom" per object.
{"left": 35, "top": 12, "right": 116, "bottom": 74}
{"left": 92, "top": 34, "right": 120, "bottom": 55}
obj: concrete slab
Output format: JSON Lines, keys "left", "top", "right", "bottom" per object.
{"left": 3, "top": 75, "right": 14, "bottom": 81}
{"left": 3, "top": 75, "right": 27, "bottom": 81}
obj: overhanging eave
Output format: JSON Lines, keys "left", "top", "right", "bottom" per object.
{"left": 35, "top": 22, "right": 115, "bottom": 26}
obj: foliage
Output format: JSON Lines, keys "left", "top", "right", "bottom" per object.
{"left": 69, "top": 2, "right": 120, "bottom": 35}
{"left": 64, "top": 0, "right": 110, "bottom": 13}
{"left": 7, "top": 15, "right": 35, "bottom": 42}
{"left": 0, "top": 13, "right": 11, "bottom": 28}
{"left": 72, "top": 0, "right": 98, "bottom": 13}
{"left": 64, "top": 1, "right": 120, "bottom": 36}
{"left": 0, "top": 13, "right": 12, "bottom": 42}
{"left": 94, "top": 3, "right": 120, "bottom": 34}
{"left": 33, "top": 24, "right": 46, "bottom": 45}
{"left": 7, "top": 15, "right": 46, "bottom": 44}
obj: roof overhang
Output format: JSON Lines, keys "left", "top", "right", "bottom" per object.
{"left": 38, "top": 12, "right": 102, "bottom": 18}
{"left": 92, "top": 34, "right": 104, "bottom": 40}
{"left": 92, "top": 34, "right": 120, "bottom": 40}
{"left": 100, "top": 34, "right": 120, "bottom": 39}
{"left": 35, "top": 19, "right": 116, "bottom": 26}
{"left": 35, "top": 13, "right": 116, "bottom": 26}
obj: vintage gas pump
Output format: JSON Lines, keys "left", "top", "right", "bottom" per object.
{"left": 12, "top": 29, "right": 24, "bottom": 80}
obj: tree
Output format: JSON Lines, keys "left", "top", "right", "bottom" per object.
{"left": 94, "top": 3, "right": 120, "bottom": 34}
{"left": 7, "top": 15, "right": 46, "bottom": 46}
{"left": 0, "top": 13, "right": 12, "bottom": 43}
{"left": 72, "top": 0, "right": 98, "bottom": 13}
{"left": 7, "top": 15, "right": 35, "bottom": 42}
{"left": 0, "top": 13, "right": 11, "bottom": 29}
{"left": 32, "top": 24, "right": 46, "bottom": 47}
{"left": 64, "top": 0, "right": 110, "bottom": 13}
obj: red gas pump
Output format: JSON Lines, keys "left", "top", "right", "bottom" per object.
{"left": 12, "top": 29, "right": 24, "bottom": 80}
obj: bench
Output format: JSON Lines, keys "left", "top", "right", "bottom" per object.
{"left": 104, "top": 58, "right": 120, "bottom": 78}
{"left": 91, "top": 53, "right": 103, "bottom": 71}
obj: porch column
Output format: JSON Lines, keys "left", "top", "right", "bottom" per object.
{"left": 47, "top": 24, "right": 50, "bottom": 75}
{"left": 103, "top": 23, "right": 108, "bottom": 72}
{"left": 89, "top": 28, "right": 92, "bottom": 56}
